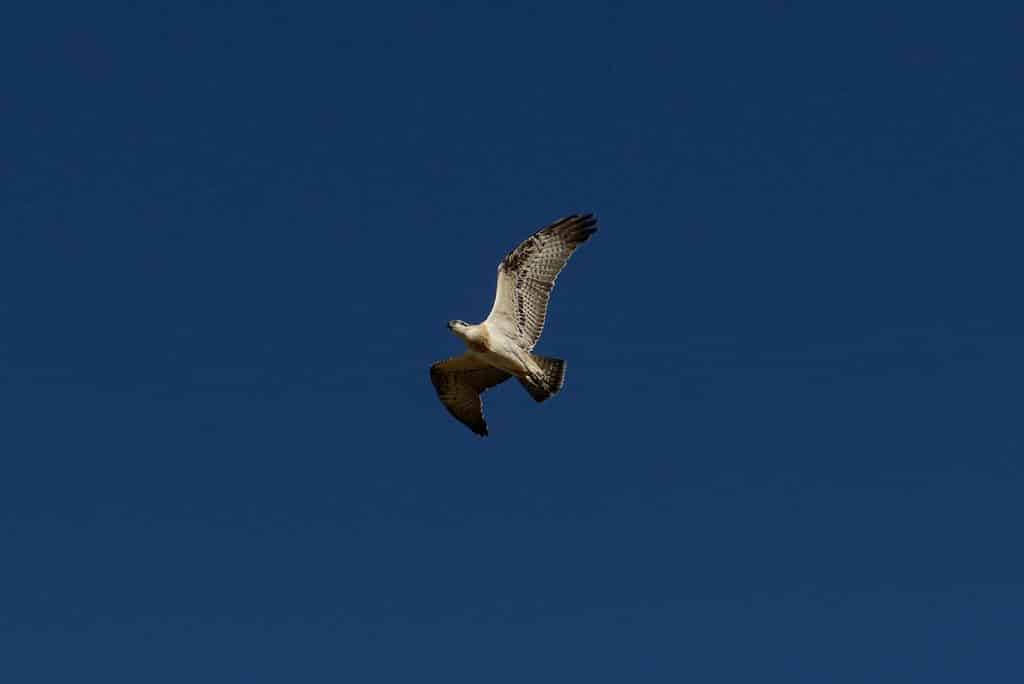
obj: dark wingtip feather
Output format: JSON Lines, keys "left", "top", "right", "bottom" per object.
{"left": 501, "top": 213, "right": 600, "bottom": 272}
{"left": 568, "top": 213, "right": 598, "bottom": 238}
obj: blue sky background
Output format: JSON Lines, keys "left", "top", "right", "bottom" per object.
{"left": 2, "top": 2, "right": 1023, "bottom": 681}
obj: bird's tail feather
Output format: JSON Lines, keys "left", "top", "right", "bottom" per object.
{"left": 519, "top": 355, "right": 567, "bottom": 403}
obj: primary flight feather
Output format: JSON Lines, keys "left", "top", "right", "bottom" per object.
{"left": 430, "top": 213, "right": 598, "bottom": 436}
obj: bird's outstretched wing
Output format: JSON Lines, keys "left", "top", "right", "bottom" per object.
{"left": 485, "top": 214, "right": 597, "bottom": 351}
{"left": 429, "top": 355, "right": 511, "bottom": 436}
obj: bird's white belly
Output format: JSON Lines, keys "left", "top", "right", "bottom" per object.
{"left": 469, "top": 348, "right": 529, "bottom": 378}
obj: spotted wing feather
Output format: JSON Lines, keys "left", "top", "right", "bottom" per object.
{"left": 429, "top": 356, "right": 511, "bottom": 436}
{"left": 486, "top": 214, "right": 597, "bottom": 352}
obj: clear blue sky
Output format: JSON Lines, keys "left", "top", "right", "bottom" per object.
{"left": 2, "top": 2, "right": 1023, "bottom": 681}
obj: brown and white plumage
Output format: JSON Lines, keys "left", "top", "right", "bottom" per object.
{"left": 429, "top": 356, "right": 511, "bottom": 437}
{"left": 485, "top": 214, "right": 598, "bottom": 352}
{"left": 430, "top": 214, "right": 598, "bottom": 436}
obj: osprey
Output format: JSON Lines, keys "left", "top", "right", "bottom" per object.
{"left": 430, "top": 213, "right": 598, "bottom": 436}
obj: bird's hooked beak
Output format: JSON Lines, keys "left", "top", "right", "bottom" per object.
{"left": 446, "top": 321, "right": 454, "bottom": 331}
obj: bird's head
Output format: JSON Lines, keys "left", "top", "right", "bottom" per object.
{"left": 447, "top": 319, "right": 469, "bottom": 333}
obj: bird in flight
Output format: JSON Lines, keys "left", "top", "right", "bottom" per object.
{"left": 430, "top": 213, "right": 598, "bottom": 436}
